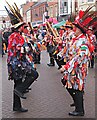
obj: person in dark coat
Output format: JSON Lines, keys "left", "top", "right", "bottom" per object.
{"left": 3, "top": 29, "right": 12, "bottom": 53}
{"left": 46, "top": 34, "right": 56, "bottom": 66}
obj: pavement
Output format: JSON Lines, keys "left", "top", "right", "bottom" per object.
{"left": 1, "top": 51, "right": 96, "bottom": 119}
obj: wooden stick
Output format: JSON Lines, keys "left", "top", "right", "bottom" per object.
{"left": 28, "top": 22, "right": 34, "bottom": 36}
{"left": 46, "top": 21, "right": 62, "bottom": 43}
{"left": 46, "top": 21, "right": 57, "bottom": 38}
{"left": 53, "top": 28, "right": 59, "bottom": 37}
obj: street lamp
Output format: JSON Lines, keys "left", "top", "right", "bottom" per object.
{"left": 45, "top": 3, "right": 49, "bottom": 20}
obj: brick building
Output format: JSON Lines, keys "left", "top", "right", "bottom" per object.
{"left": 30, "top": 2, "right": 47, "bottom": 26}
{"left": 21, "top": 1, "right": 34, "bottom": 22}
{"left": 24, "top": 0, "right": 58, "bottom": 26}
{"left": 47, "top": 1, "right": 58, "bottom": 18}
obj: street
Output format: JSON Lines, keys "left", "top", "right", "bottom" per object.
{"left": 1, "top": 51, "right": 95, "bottom": 119}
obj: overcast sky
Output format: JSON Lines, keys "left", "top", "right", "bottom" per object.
{"left": 0, "top": 0, "right": 30, "bottom": 17}
{"left": 0, "top": 0, "right": 27, "bottom": 15}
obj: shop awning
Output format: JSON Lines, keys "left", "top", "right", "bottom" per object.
{"left": 52, "top": 20, "right": 66, "bottom": 28}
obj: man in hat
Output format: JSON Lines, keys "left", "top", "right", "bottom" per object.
{"left": 5, "top": 3, "right": 39, "bottom": 112}
{"left": 60, "top": 9, "right": 94, "bottom": 116}
{"left": 8, "top": 22, "right": 39, "bottom": 112}
{"left": 54, "top": 22, "right": 75, "bottom": 70}
{"left": 61, "top": 24, "right": 89, "bottom": 116}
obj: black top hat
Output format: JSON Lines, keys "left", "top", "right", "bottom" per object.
{"left": 5, "top": 2, "right": 25, "bottom": 29}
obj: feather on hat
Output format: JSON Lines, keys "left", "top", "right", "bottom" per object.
{"left": 5, "top": 1, "right": 25, "bottom": 29}
{"left": 73, "top": 5, "right": 97, "bottom": 33}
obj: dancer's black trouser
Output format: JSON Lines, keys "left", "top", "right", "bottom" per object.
{"left": 15, "top": 69, "right": 39, "bottom": 93}
{"left": 66, "top": 88, "right": 84, "bottom": 113}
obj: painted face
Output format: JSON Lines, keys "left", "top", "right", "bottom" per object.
{"left": 23, "top": 27, "right": 29, "bottom": 34}
{"left": 87, "top": 29, "right": 92, "bottom": 35}
{"left": 19, "top": 24, "right": 29, "bottom": 34}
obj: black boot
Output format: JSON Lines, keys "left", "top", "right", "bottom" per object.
{"left": 13, "top": 107, "right": 28, "bottom": 112}
{"left": 74, "top": 90, "right": 85, "bottom": 114}
{"left": 47, "top": 63, "right": 55, "bottom": 66}
{"left": 66, "top": 88, "right": 76, "bottom": 107}
{"left": 69, "top": 111, "right": 84, "bottom": 116}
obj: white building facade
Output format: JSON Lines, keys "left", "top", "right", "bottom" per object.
{"left": 78, "top": 0, "right": 96, "bottom": 11}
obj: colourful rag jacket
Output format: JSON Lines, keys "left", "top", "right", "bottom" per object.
{"left": 7, "top": 32, "right": 34, "bottom": 81}
{"left": 62, "top": 33, "right": 90, "bottom": 91}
